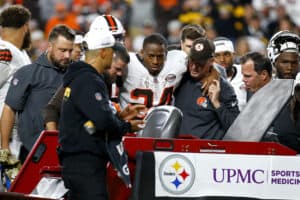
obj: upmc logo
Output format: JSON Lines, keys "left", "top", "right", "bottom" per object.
{"left": 212, "top": 168, "right": 266, "bottom": 184}
{"left": 159, "top": 154, "right": 195, "bottom": 194}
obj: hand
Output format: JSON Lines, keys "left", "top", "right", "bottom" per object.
{"left": 201, "top": 67, "right": 220, "bottom": 96}
{"left": 208, "top": 79, "right": 221, "bottom": 108}
{"left": 119, "top": 104, "right": 148, "bottom": 121}
{"left": 129, "top": 119, "right": 145, "bottom": 132}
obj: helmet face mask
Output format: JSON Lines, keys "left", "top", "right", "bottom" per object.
{"left": 89, "top": 15, "right": 126, "bottom": 42}
{"left": 267, "top": 30, "right": 300, "bottom": 67}
{"left": 113, "top": 33, "right": 125, "bottom": 42}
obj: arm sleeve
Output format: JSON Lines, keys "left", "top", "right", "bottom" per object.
{"left": 0, "top": 62, "right": 10, "bottom": 88}
{"left": 215, "top": 79, "right": 240, "bottom": 130}
{"left": 5, "top": 67, "right": 31, "bottom": 111}
{"left": 43, "top": 84, "right": 65, "bottom": 123}
{"left": 72, "top": 76, "right": 130, "bottom": 136}
{"left": 0, "top": 49, "right": 13, "bottom": 87}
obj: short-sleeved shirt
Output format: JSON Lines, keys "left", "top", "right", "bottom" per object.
{"left": 0, "top": 39, "right": 31, "bottom": 115}
{"left": 5, "top": 53, "right": 65, "bottom": 150}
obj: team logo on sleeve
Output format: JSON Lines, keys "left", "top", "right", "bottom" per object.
{"left": 95, "top": 92, "right": 102, "bottom": 101}
{"left": 63, "top": 87, "right": 71, "bottom": 101}
{"left": 159, "top": 154, "right": 195, "bottom": 194}
{"left": 0, "top": 49, "right": 12, "bottom": 62}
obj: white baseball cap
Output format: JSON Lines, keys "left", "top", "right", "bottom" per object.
{"left": 83, "top": 30, "right": 116, "bottom": 50}
{"left": 213, "top": 37, "right": 234, "bottom": 53}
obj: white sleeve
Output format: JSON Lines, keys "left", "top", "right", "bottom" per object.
{"left": 0, "top": 62, "right": 11, "bottom": 88}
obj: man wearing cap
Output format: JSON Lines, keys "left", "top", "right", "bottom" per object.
{"left": 174, "top": 38, "right": 239, "bottom": 139}
{"left": 71, "top": 34, "right": 84, "bottom": 61}
{"left": 213, "top": 37, "right": 246, "bottom": 111}
{"left": 43, "top": 42, "right": 132, "bottom": 130}
{"left": 267, "top": 30, "right": 300, "bottom": 153}
{"left": 58, "top": 30, "right": 144, "bottom": 199}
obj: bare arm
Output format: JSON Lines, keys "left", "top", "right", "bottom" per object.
{"left": 0, "top": 104, "right": 16, "bottom": 150}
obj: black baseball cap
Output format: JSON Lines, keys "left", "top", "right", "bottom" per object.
{"left": 189, "top": 38, "right": 215, "bottom": 65}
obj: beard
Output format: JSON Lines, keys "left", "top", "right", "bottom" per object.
{"left": 21, "top": 31, "right": 31, "bottom": 50}
{"left": 49, "top": 53, "right": 71, "bottom": 71}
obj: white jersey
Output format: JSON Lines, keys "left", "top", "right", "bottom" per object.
{"left": 229, "top": 64, "right": 247, "bottom": 111}
{"left": 120, "top": 50, "right": 187, "bottom": 108}
{"left": 0, "top": 40, "right": 31, "bottom": 115}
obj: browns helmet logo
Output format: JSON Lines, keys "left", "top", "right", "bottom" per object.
{"left": 196, "top": 96, "right": 208, "bottom": 108}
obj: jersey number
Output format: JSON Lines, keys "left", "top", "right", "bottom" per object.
{"left": 131, "top": 86, "right": 174, "bottom": 107}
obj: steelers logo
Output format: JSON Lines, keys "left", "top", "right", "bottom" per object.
{"left": 159, "top": 154, "right": 195, "bottom": 194}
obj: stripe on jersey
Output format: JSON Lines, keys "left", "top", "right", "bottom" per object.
{"left": 0, "top": 49, "right": 12, "bottom": 62}
{"left": 103, "top": 15, "right": 117, "bottom": 32}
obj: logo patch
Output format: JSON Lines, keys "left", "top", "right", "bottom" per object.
{"left": 159, "top": 154, "right": 195, "bottom": 195}
{"left": 12, "top": 78, "right": 19, "bottom": 86}
{"left": 194, "top": 43, "right": 204, "bottom": 51}
{"left": 63, "top": 87, "right": 71, "bottom": 100}
{"left": 95, "top": 92, "right": 102, "bottom": 101}
{"left": 165, "top": 74, "right": 176, "bottom": 82}
{"left": 197, "top": 96, "right": 208, "bottom": 108}
{"left": 84, "top": 120, "right": 96, "bottom": 135}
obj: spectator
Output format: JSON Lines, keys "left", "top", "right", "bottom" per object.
{"left": 44, "top": 2, "right": 80, "bottom": 38}
{"left": 0, "top": 25, "right": 75, "bottom": 163}
{"left": 0, "top": 5, "right": 32, "bottom": 159}
{"left": 166, "top": 19, "right": 182, "bottom": 45}
{"left": 132, "top": 20, "right": 156, "bottom": 52}
{"left": 174, "top": 38, "right": 239, "bottom": 139}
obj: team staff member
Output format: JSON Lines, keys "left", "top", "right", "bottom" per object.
{"left": 174, "top": 38, "right": 239, "bottom": 139}
{"left": 43, "top": 42, "right": 131, "bottom": 130}
{"left": 1, "top": 25, "right": 75, "bottom": 163}
{"left": 240, "top": 52, "right": 272, "bottom": 94}
{"left": 59, "top": 30, "right": 144, "bottom": 200}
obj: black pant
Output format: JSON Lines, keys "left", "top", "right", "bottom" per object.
{"left": 19, "top": 145, "right": 29, "bottom": 164}
{"left": 61, "top": 153, "right": 109, "bottom": 200}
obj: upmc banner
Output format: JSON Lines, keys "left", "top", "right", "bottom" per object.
{"left": 154, "top": 152, "right": 300, "bottom": 199}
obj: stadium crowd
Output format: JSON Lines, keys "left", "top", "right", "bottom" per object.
{"left": 0, "top": 0, "right": 299, "bottom": 61}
